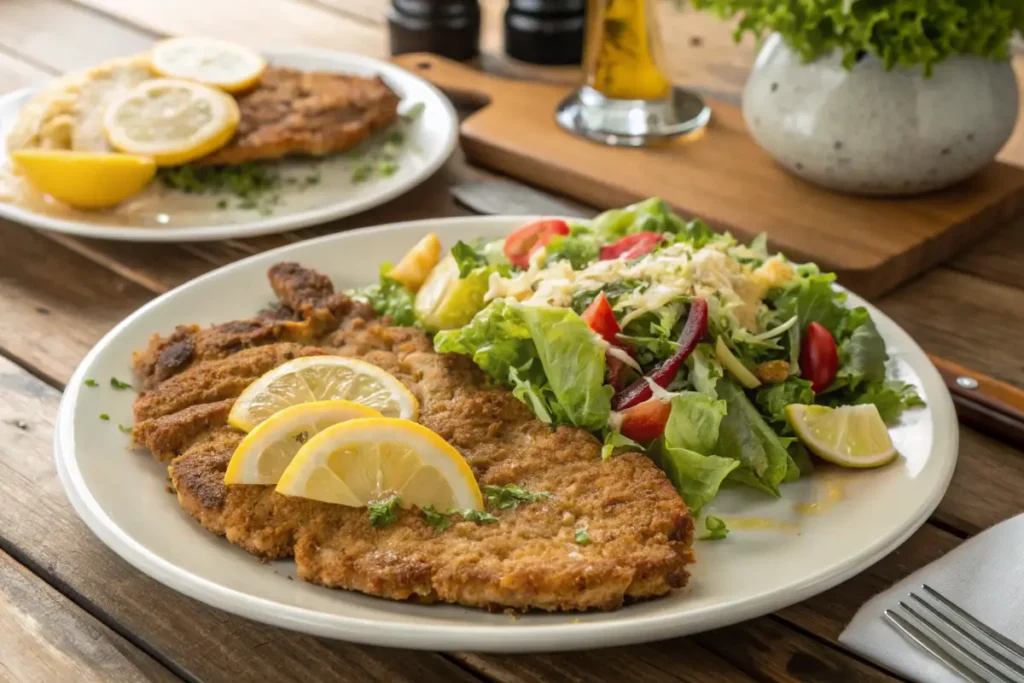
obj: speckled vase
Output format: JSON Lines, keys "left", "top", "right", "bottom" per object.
{"left": 743, "top": 33, "right": 1020, "bottom": 196}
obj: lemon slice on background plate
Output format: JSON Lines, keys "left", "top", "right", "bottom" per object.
{"left": 228, "top": 356, "right": 418, "bottom": 432}
{"left": 388, "top": 233, "right": 442, "bottom": 292}
{"left": 11, "top": 150, "right": 156, "bottom": 209}
{"left": 786, "top": 404, "right": 898, "bottom": 468}
{"left": 150, "top": 37, "right": 267, "bottom": 93}
{"left": 224, "top": 400, "right": 382, "bottom": 485}
{"left": 276, "top": 417, "right": 483, "bottom": 511}
{"left": 103, "top": 78, "right": 240, "bottom": 166}
{"left": 413, "top": 254, "right": 489, "bottom": 330}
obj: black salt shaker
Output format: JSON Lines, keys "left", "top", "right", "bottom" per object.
{"left": 504, "top": 0, "right": 585, "bottom": 65}
{"left": 388, "top": 0, "right": 481, "bottom": 62}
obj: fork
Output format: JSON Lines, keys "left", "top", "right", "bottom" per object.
{"left": 884, "top": 585, "right": 1024, "bottom": 682}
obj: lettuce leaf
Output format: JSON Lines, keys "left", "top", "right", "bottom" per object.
{"left": 655, "top": 392, "right": 739, "bottom": 515}
{"left": 591, "top": 197, "right": 716, "bottom": 248}
{"left": 349, "top": 262, "right": 416, "bottom": 327}
{"left": 434, "top": 300, "right": 612, "bottom": 431}
{"left": 545, "top": 233, "right": 600, "bottom": 269}
{"left": 755, "top": 378, "right": 814, "bottom": 424}
{"left": 715, "top": 379, "right": 790, "bottom": 496}
{"left": 699, "top": 515, "right": 729, "bottom": 541}
{"left": 451, "top": 239, "right": 511, "bottom": 278}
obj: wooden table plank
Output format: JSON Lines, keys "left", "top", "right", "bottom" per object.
{"left": 0, "top": 354, "right": 485, "bottom": 683}
{"left": 0, "top": 0, "right": 155, "bottom": 72}
{"left": 0, "top": 549, "right": 180, "bottom": 683}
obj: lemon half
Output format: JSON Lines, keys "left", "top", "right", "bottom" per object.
{"left": 103, "top": 78, "right": 240, "bottom": 166}
{"left": 11, "top": 150, "right": 155, "bottom": 209}
{"left": 275, "top": 417, "right": 483, "bottom": 511}
{"left": 413, "top": 254, "right": 489, "bottom": 331}
{"left": 225, "top": 400, "right": 381, "bottom": 485}
{"left": 786, "top": 404, "right": 898, "bottom": 468}
{"left": 150, "top": 37, "right": 267, "bottom": 93}
{"left": 228, "top": 356, "right": 418, "bottom": 432}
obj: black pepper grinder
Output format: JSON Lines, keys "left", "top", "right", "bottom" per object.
{"left": 388, "top": 0, "right": 481, "bottom": 62}
{"left": 504, "top": 0, "right": 585, "bottom": 65}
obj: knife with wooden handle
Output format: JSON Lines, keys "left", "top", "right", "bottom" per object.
{"left": 929, "top": 355, "right": 1024, "bottom": 448}
{"left": 452, "top": 178, "right": 1024, "bottom": 448}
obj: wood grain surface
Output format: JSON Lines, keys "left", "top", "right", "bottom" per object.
{"left": 391, "top": 51, "right": 1024, "bottom": 298}
{"left": 0, "top": 1, "right": 1021, "bottom": 682}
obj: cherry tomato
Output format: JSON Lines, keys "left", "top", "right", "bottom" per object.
{"left": 581, "top": 293, "right": 621, "bottom": 345}
{"left": 801, "top": 322, "right": 839, "bottom": 393}
{"left": 503, "top": 219, "right": 570, "bottom": 269}
{"left": 599, "top": 232, "right": 665, "bottom": 261}
{"left": 619, "top": 398, "right": 672, "bottom": 442}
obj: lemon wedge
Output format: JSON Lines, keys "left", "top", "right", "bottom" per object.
{"left": 225, "top": 400, "right": 382, "bottom": 485}
{"left": 11, "top": 150, "right": 155, "bottom": 209}
{"left": 413, "top": 254, "right": 489, "bottom": 331}
{"left": 786, "top": 404, "right": 898, "bottom": 468}
{"left": 228, "top": 356, "right": 418, "bottom": 432}
{"left": 103, "top": 78, "right": 240, "bottom": 166}
{"left": 388, "top": 233, "right": 442, "bottom": 293}
{"left": 276, "top": 417, "right": 483, "bottom": 511}
{"left": 150, "top": 37, "right": 267, "bottom": 93}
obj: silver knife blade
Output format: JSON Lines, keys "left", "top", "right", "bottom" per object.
{"left": 451, "top": 180, "right": 596, "bottom": 219}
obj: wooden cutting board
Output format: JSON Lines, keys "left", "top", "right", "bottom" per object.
{"left": 392, "top": 52, "right": 1024, "bottom": 298}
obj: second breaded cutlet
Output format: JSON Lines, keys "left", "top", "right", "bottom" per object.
{"left": 197, "top": 67, "right": 400, "bottom": 165}
{"left": 131, "top": 263, "right": 695, "bottom": 612}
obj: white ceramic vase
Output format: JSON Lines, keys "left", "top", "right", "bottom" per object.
{"left": 743, "top": 33, "right": 1020, "bottom": 195}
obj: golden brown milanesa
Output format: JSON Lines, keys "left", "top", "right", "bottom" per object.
{"left": 131, "top": 263, "right": 695, "bottom": 611}
{"left": 196, "top": 67, "right": 400, "bottom": 166}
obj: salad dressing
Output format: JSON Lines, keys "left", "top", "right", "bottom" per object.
{"left": 720, "top": 517, "right": 801, "bottom": 535}
{"left": 794, "top": 479, "right": 846, "bottom": 516}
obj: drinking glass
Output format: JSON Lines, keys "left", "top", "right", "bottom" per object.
{"left": 556, "top": 0, "right": 710, "bottom": 146}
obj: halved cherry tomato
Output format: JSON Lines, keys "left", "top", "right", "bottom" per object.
{"left": 503, "top": 218, "right": 570, "bottom": 269}
{"left": 619, "top": 398, "right": 672, "bottom": 442}
{"left": 581, "top": 293, "right": 620, "bottom": 345}
{"left": 599, "top": 232, "right": 665, "bottom": 261}
{"left": 801, "top": 322, "right": 839, "bottom": 393}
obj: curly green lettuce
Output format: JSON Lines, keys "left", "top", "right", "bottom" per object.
{"left": 689, "top": 0, "right": 1024, "bottom": 75}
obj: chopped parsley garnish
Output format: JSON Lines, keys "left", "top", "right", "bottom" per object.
{"left": 293, "top": 431, "right": 310, "bottom": 445}
{"left": 216, "top": 199, "right": 228, "bottom": 209}
{"left": 84, "top": 379, "right": 98, "bottom": 387}
{"left": 368, "top": 494, "right": 401, "bottom": 528}
{"left": 351, "top": 162, "right": 373, "bottom": 183}
{"left": 575, "top": 528, "right": 592, "bottom": 545}
{"left": 401, "top": 102, "right": 425, "bottom": 122}
{"left": 458, "top": 509, "right": 499, "bottom": 524}
{"left": 421, "top": 505, "right": 452, "bottom": 531}
{"left": 110, "top": 377, "right": 132, "bottom": 390}
{"left": 484, "top": 484, "right": 551, "bottom": 511}
{"left": 118, "top": 424, "right": 133, "bottom": 434}
{"left": 99, "top": 414, "right": 110, "bottom": 421}
{"left": 700, "top": 516, "right": 729, "bottom": 541}
{"left": 421, "top": 505, "right": 498, "bottom": 529}
{"left": 377, "top": 160, "right": 398, "bottom": 177}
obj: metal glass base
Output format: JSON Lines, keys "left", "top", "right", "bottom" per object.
{"left": 555, "top": 85, "right": 710, "bottom": 147}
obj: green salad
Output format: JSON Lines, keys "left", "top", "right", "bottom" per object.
{"left": 354, "top": 198, "right": 923, "bottom": 526}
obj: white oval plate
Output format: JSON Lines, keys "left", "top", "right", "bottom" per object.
{"left": 55, "top": 216, "right": 957, "bottom": 652}
{"left": 0, "top": 48, "right": 457, "bottom": 242}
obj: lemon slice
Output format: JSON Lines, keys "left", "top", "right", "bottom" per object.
{"left": 225, "top": 400, "right": 381, "bottom": 485}
{"left": 103, "top": 78, "right": 240, "bottom": 166}
{"left": 414, "top": 254, "right": 489, "bottom": 331}
{"left": 786, "top": 404, "right": 898, "bottom": 468}
{"left": 388, "top": 233, "right": 442, "bottom": 293}
{"left": 276, "top": 417, "right": 483, "bottom": 511}
{"left": 228, "top": 356, "right": 418, "bottom": 432}
{"left": 150, "top": 37, "right": 267, "bottom": 93}
{"left": 11, "top": 150, "right": 155, "bottom": 209}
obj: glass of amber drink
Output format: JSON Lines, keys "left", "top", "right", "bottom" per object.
{"left": 556, "top": 0, "right": 710, "bottom": 146}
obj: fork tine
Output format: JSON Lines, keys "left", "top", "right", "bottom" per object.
{"left": 910, "top": 592, "right": 1024, "bottom": 679}
{"left": 884, "top": 609, "right": 992, "bottom": 683}
{"left": 899, "top": 602, "right": 1018, "bottom": 683}
{"left": 923, "top": 585, "right": 1024, "bottom": 661}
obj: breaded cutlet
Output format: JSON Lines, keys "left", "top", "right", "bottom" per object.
{"left": 197, "top": 67, "right": 401, "bottom": 166}
{"left": 131, "top": 263, "right": 695, "bottom": 611}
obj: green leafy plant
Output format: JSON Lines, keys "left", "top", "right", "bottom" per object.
{"left": 688, "top": 0, "right": 1024, "bottom": 75}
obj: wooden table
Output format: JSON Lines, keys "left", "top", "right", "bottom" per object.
{"left": 1, "top": 2, "right": 1022, "bottom": 681}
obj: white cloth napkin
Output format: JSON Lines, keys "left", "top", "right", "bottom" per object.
{"left": 840, "top": 514, "right": 1024, "bottom": 683}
